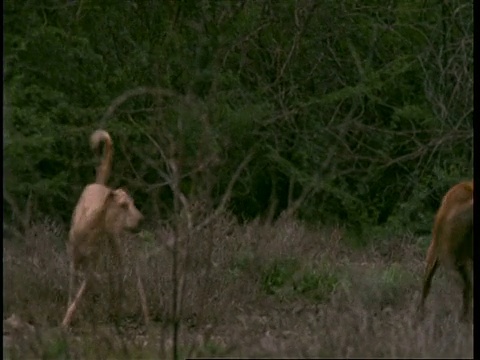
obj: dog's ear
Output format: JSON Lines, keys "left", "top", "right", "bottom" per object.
{"left": 111, "top": 188, "right": 130, "bottom": 208}
{"left": 116, "top": 187, "right": 129, "bottom": 195}
{"left": 112, "top": 188, "right": 127, "bottom": 197}
{"left": 105, "top": 189, "right": 116, "bottom": 203}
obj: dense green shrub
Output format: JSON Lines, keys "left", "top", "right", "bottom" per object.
{"left": 4, "top": 1, "right": 473, "bottom": 234}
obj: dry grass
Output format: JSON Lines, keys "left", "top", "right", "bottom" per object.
{"left": 3, "top": 215, "right": 473, "bottom": 359}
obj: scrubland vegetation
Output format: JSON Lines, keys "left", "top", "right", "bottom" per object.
{"left": 4, "top": 1, "right": 472, "bottom": 358}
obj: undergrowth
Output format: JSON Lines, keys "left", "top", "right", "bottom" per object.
{"left": 3, "top": 215, "right": 473, "bottom": 359}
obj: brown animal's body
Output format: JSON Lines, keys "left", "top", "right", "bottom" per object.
{"left": 419, "top": 180, "right": 473, "bottom": 321}
{"left": 62, "top": 130, "right": 143, "bottom": 328}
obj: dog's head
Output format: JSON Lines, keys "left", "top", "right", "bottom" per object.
{"left": 105, "top": 188, "right": 144, "bottom": 234}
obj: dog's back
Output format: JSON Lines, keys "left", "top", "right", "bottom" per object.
{"left": 69, "top": 184, "right": 112, "bottom": 267}
{"left": 70, "top": 183, "right": 111, "bottom": 234}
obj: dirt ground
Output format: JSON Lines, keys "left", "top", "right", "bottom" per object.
{"left": 3, "top": 216, "right": 473, "bottom": 359}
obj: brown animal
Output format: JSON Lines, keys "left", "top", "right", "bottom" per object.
{"left": 418, "top": 180, "right": 473, "bottom": 321}
{"left": 62, "top": 130, "right": 144, "bottom": 328}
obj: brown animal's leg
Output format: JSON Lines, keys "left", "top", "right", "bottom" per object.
{"left": 419, "top": 244, "right": 438, "bottom": 314}
{"left": 456, "top": 261, "right": 472, "bottom": 322}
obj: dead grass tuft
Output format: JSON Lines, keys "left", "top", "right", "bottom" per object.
{"left": 3, "top": 214, "right": 473, "bottom": 358}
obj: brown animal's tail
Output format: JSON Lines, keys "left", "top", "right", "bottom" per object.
{"left": 90, "top": 129, "right": 113, "bottom": 185}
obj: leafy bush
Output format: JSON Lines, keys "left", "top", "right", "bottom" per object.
{"left": 4, "top": 1, "right": 473, "bottom": 236}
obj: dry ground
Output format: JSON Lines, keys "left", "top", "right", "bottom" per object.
{"left": 3, "top": 215, "right": 473, "bottom": 359}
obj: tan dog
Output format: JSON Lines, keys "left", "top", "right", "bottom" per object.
{"left": 62, "top": 130, "right": 143, "bottom": 328}
{"left": 419, "top": 180, "right": 473, "bottom": 321}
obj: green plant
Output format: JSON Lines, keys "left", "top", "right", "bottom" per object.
{"left": 261, "top": 257, "right": 300, "bottom": 295}
{"left": 293, "top": 267, "right": 341, "bottom": 302}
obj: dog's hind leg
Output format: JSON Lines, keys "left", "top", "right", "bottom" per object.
{"left": 62, "top": 277, "right": 88, "bottom": 329}
{"left": 68, "top": 260, "right": 75, "bottom": 306}
{"left": 62, "top": 264, "right": 99, "bottom": 329}
{"left": 107, "top": 235, "right": 126, "bottom": 321}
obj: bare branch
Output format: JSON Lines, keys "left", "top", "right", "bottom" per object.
{"left": 194, "top": 148, "right": 256, "bottom": 232}
{"left": 100, "top": 87, "right": 177, "bottom": 127}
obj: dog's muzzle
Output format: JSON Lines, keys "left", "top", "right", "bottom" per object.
{"left": 129, "top": 214, "right": 144, "bottom": 233}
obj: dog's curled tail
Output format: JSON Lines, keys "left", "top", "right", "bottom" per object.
{"left": 90, "top": 129, "right": 113, "bottom": 185}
